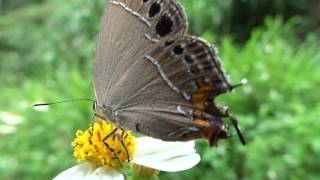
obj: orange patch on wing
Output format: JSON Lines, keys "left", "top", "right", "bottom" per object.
{"left": 193, "top": 118, "right": 210, "bottom": 127}
{"left": 191, "top": 78, "right": 215, "bottom": 111}
{"left": 192, "top": 93, "right": 206, "bottom": 110}
{"left": 190, "top": 79, "right": 230, "bottom": 146}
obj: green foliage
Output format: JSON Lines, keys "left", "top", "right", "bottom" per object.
{"left": 0, "top": 0, "right": 319, "bottom": 180}
{"left": 182, "top": 0, "right": 320, "bottom": 42}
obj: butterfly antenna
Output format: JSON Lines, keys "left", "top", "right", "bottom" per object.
{"left": 33, "top": 98, "right": 95, "bottom": 107}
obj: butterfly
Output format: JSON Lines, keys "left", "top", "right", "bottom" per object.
{"left": 93, "top": 0, "right": 246, "bottom": 147}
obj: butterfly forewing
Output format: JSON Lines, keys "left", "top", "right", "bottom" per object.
{"left": 94, "top": 0, "right": 188, "bottom": 108}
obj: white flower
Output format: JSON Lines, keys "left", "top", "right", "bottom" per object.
{"left": 54, "top": 137, "right": 200, "bottom": 180}
{"left": 53, "top": 163, "right": 123, "bottom": 180}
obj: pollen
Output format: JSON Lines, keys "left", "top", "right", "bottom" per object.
{"left": 71, "top": 119, "right": 136, "bottom": 169}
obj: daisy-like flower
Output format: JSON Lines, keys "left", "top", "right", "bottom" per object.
{"left": 54, "top": 119, "right": 200, "bottom": 180}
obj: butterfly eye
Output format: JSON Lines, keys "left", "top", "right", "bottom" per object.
{"left": 92, "top": 101, "right": 97, "bottom": 111}
{"left": 135, "top": 123, "right": 142, "bottom": 133}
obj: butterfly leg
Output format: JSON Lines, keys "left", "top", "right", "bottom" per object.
{"left": 94, "top": 112, "right": 124, "bottom": 161}
{"left": 94, "top": 113, "right": 106, "bottom": 121}
{"left": 102, "top": 127, "right": 122, "bottom": 165}
{"left": 88, "top": 122, "right": 94, "bottom": 136}
{"left": 87, "top": 115, "right": 96, "bottom": 141}
{"left": 117, "top": 128, "right": 130, "bottom": 163}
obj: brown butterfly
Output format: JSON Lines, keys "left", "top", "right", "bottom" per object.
{"left": 92, "top": 0, "right": 246, "bottom": 146}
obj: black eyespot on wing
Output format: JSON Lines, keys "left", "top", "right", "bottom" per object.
{"left": 155, "top": 14, "right": 173, "bottom": 37}
{"left": 173, "top": 45, "right": 184, "bottom": 55}
{"left": 149, "top": 2, "right": 161, "bottom": 18}
{"left": 184, "top": 55, "right": 194, "bottom": 64}
{"left": 142, "top": 0, "right": 150, "bottom": 3}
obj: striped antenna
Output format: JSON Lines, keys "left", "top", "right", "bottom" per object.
{"left": 33, "top": 98, "right": 95, "bottom": 107}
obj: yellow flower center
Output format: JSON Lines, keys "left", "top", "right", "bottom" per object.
{"left": 71, "top": 119, "right": 136, "bottom": 169}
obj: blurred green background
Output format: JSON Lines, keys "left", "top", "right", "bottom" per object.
{"left": 0, "top": 0, "right": 319, "bottom": 179}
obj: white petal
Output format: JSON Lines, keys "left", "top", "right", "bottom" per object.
{"left": 88, "top": 167, "right": 124, "bottom": 180}
{"left": 132, "top": 137, "right": 200, "bottom": 172}
{"left": 53, "top": 163, "right": 94, "bottom": 180}
{"left": 53, "top": 163, "right": 124, "bottom": 180}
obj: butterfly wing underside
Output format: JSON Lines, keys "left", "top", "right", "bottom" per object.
{"left": 94, "top": 0, "right": 244, "bottom": 145}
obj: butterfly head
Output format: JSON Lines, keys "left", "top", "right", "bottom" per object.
{"left": 93, "top": 101, "right": 117, "bottom": 123}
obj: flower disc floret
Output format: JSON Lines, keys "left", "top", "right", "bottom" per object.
{"left": 71, "top": 120, "right": 136, "bottom": 169}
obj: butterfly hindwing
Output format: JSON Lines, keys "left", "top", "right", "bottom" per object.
{"left": 145, "top": 37, "right": 233, "bottom": 101}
